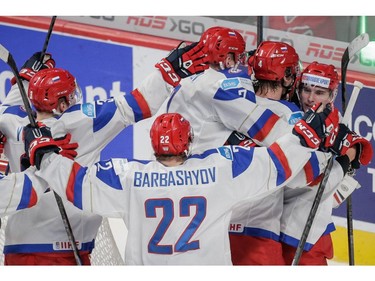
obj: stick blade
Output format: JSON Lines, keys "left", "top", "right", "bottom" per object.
{"left": 0, "top": 44, "right": 10, "bottom": 63}
{"left": 348, "top": 33, "right": 370, "bottom": 59}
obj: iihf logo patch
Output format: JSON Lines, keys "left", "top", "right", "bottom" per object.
{"left": 229, "top": 223, "right": 244, "bottom": 233}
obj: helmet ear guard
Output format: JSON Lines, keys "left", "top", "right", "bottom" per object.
{"left": 150, "top": 113, "right": 193, "bottom": 157}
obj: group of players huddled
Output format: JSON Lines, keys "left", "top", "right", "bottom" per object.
{"left": 0, "top": 26, "right": 372, "bottom": 265}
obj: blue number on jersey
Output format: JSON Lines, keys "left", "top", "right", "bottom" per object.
{"left": 145, "top": 196, "right": 207, "bottom": 254}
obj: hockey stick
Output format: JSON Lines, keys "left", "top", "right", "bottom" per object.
{"left": 291, "top": 34, "right": 369, "bottom": 266}
{"left": 0, "top": 45, "right": 37, "bottom": 127}
{"left": 257, "top": 16, "right": 263, "bottom": 47}
{"left": 39, "top": 16, "right": 57, "bottom": 63}
{"left": 0, "top": 44, "right": 83, "bottom": 265}
{"left": 341, "top": 33, "right": 369, "bottom": 266}
{"left": 341, "top": 81, "right": 363, "bottom": 126}
{"left": 341, "top": 33, "right": 369, "bottom": 113}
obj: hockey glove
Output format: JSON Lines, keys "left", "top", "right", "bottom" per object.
{"left": 23, "top": 123, "right": 60, "bottom": 170}
{"left": 293, "top": 102, "right": 339, "bottom": 150}
{"left": 155, "top": 41, "right": 209, "bottom": 87}
{"left": 54, "top": 133, "right": 79, "bottom": 160}
{"left": 11, "top": 52, "right": 56, "bottom": 85}
{"left": 331, "top": 123, "right": 373, "bottom": 168}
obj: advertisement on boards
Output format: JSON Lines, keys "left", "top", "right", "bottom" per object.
{"left": 0, "top": 23, "right": 136, "bottom": 160}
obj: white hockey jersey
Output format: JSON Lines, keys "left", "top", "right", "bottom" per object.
{"left": 280, "top": 159, "right": 355, "bottom": 250}
{"left": 132, "top": 66, "right": 326, "bottom": 243}
{"left": 36, "top": 133, "right": 315, "bottom": 265}
{"left": 0, "top": 71, "right": 171, "bottom": 256}
{"left": 0, "top": 167, "right": 46, "bottom": 216}
{"left": 134, "top": 66, "right": 298, "bottom": 160}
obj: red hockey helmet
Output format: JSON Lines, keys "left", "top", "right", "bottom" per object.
{"left": 203, "top": 27, "right": 246, "bottom": 66}
{"left": 300, "top": 61, "right": 339, "bottom": 92}
{"left": 150, "top": 113, "right": 193, "bottom": 157}
{"left": 250, "top": 41, "right": 300, "bottom": 81}
{"left": 28, "top": 68, "right": 80, "bottom": 113}
{"left": 201, "top": 26, "right": 231, "bottom": 44}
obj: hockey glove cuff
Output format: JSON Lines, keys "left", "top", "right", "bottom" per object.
{"left": 331, "top": 123, "right": 373, "bottom": 167}
{"left": 54, "top": 133, "right": 79, "bottom": 160}
{"left": 23, "top": 123, "right": 59, "bottom": 170}
{"left": 11, "top": 52, "right": 55, "bottom": 85}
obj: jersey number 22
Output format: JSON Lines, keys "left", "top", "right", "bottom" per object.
{"left": 145, "top": 196, "right": 206, "bottom": 254}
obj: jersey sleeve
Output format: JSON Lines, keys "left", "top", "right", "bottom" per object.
{"left": 0, "top": 167, "right": 46, "bottom": 216}
{"left": 229, "top": 132, "right": 315, "bottom": 200}
{"left": 36, "top": 153, "right": 127, "bottom": 218}
{"left": 132, "top": 69, "right": 174, "bottom": 116}
{"left": 286, "top": 151, "right": 331, "bottom": 188}
{"left": 0, "top": 80, "right": 29, "bottom": 111}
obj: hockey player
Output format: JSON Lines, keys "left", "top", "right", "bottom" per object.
{"left": 25, "top": 108, "right": 341, "bottom": 265}
{"left": 131, "top": 30, "right": 326, "bottom": 265}
{"left": 0, "top": 41, "right": 208, "bottom": 265}
{"left": 227, "top": 41, "right": 304, "bottom": 265}
{"left": 226, "top": 43, "right": 372, "bottom": 265}
{"left": 136, "top": 27, "right": 296, "bottom": 160}
{"left": 280, "top": 61, "right": 373, "bottom": 265}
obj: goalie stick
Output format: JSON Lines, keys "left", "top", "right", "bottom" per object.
{"left": 0, "top": 44, "right": 83, "bottom": 265}
{"left": 291, "top": 33, "right": 369, "bottom": 266}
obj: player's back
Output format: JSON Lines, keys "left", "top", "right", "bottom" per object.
{"left": 120, "top": 145, "right": 279, "bottom": 264}
{"left": 135, "top": 65, "right": 300, "bottom": 161}
{"left": 154, "top": 67, "right": 255, "bottom": 155}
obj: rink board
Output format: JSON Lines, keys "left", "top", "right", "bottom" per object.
{"left": 1, "top": 16, "right": 375, "bottom": 265}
